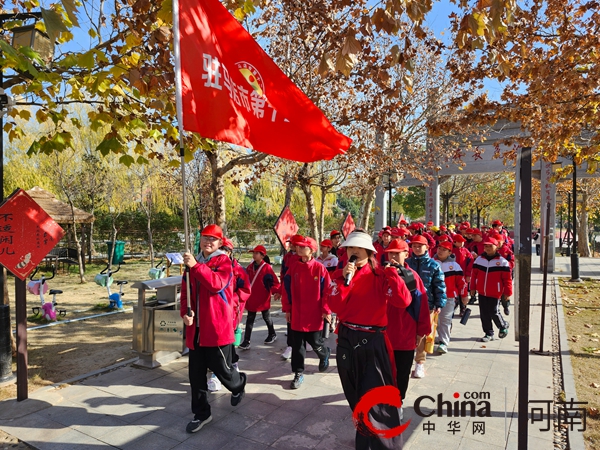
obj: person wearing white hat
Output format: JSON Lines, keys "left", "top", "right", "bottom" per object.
{"left": 328, "top": 230, "right": 412, "bottom": 449}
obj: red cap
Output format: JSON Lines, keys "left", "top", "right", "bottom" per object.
{"left": 440, "top": 225, "right": 447, "bottom": 231}
{"left": 471, "top": 228, "right": 482, "bottom": 236}
{"left": 320, "top": 239, "right": 333, "bottom": 248}
{"left": 483, "top": 237, "right": 499, "bottom": 246}
{"left": 384, "top": 239, "right": 409, "bottom": 252}
{"left": 221, "top": 237, "right": 234, "bottom": 250}
{"left": 438, "top": 241, "right": 453, "bottom": 251}
{"left": 459, "top": 224, "right": 469, "bottom": 231}
{"left": 408, "top": 223, "right": 419, "bottom": 230}
{"left": 249, "top": 245, "right": 267, "bottom": 255}
{"left": 410, "top": 235, "right": 429, "bottom": 246}
{"left": 399, "top": 219, "right": 408, "bottom": 225}
{"left": 453, "top": 234, "right": 466, "bottom": 243}
{"left": 201, "top": 224, "right": 223, "bottom": 239}
{"left": 297, "top": 237, "right": 318, "bottom": 251}
{"left": 437, "top": 235, "right": 450, "bottom": 242}
{"left": 330, "top": 230, "right": 342, "bottom": 238}
{"left": 427, "top": 221, "right": 434, "bottom": 226}
{"left": 462, "top": 221, "right": 471, "bottom": 227}
{"left": 289, "top": 234, "right": 305, "bottom": 245}
{"left": 390, "top": 227, "right": 403, "bottom": 238}
{"left": 492, "top": 220, "right": 503, "bottom": 226}
{"left": 381, "top": 228, "right": 392, "bottom": 235}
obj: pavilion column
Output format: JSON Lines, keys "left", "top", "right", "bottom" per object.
{"left": 425, "top": 175, "right": 440, "bottom": 225}
{"left": 374, "top": 185, "right": 386, "bottom": 232}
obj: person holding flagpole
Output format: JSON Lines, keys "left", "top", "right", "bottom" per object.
{"left": 181, "top": 225, "right": 247, "bottom": 434}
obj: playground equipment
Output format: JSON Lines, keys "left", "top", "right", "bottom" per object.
{"left": 148, "top": 257, "right": 167, "bottom": 280}
{"left": 28, "top": 266, "right": 66, "bottom": 321}
{"left": 95, "top": 263, "right": 128, "bottom": 309}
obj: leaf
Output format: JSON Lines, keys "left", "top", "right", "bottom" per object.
{"left": 79, "top": 51, "right": 95, "bottom": 70}
{"left": 341, "top": 32, "right": 361, "bottom": 58}
{"left": 41, "top": 8, "right": 68, "bottom": 45}
{"left": 591, "top": 383, "right": 600, "bottom": 388}
{"left": 18, "top": 110, "right": 31, "bottom": 121}
{"left": 335, "top": 53, "right": 354, "bottom": 76}
{"left": 119, "top": 154, "right": 135, "bottom": 166}
{"left": 403, "top": 74, "right": 414, "bottom": 94}
{"left": 125, "top": 32, "right": 143, "bottom": 49}
{"left": 157, "top": 0, "right": 173, "bottom": 24}
{"left": 317, "top": 52, "right": 334, "bottom": 76}
{"left": 585, "top": 323, "right": 593, "bottom": 328}
{"left": 61, "top": 0, "right": 80, "bottom": 27}
{"left": 97, "top": 138, "right": 123, "bottom": 156}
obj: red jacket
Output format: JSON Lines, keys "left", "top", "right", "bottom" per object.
{"left": 467, "top": 240, "right": 485, "bottom": 258}
{"left": 180, "top": 252, "right": 234, "bottom": 348}
{"left": 434, "top": 255, "right": 468, "bottom": 299}
{"left": 498, "top": 245, "right": 514, "bottom": 271}
{"left": 231, "top": 259, "right": 251, "bottom": 328}
{"left": 329, "top": 264, "right": 411, "bottom": 328}
{"left": 470, "top": 253, "right": 513, "bottom": 299}
{"left": 245, "top": 261, "right": 280, "bottom": 312}
{"left": 282, "top": 258, "right": 331, "bottom": 332}
{"left": 280, "top": 251, "right": 300, "bottom": 278}
{"left": 452, "top": 246, "right": 473, "bottom": 278}
{"left": 387, "top": 266, "right": 431, "bottom": 350}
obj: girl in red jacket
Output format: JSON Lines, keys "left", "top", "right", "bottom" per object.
{"left": 239, "top": 245, "right": 280, "bottom": 350}
{"left": 180, "top": 225, "right": 246, "bottom": 434}
{"left": 384, "top": 239, "right": 431, "bottom": 404}
{"left": 329, "top": 230, "right": 412, "bottom": 450}
{"left": 282, "top": 237, "right": 331, "bottom": 390}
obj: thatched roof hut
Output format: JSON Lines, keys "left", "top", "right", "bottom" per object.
{"left": 26, "top": 186, "right": 95, "bottom": 224}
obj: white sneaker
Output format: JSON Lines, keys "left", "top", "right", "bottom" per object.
{"left": 306, "top": 343, "right": 313, "bottom": 352}
{"left": 207, "top": 374, "right": 222, "bottom": 391}
{"left": 412, "top": 363, "right": 425, "bottom": 378}
{"left": 282, "top": 346, "right": 292, "bottom": 360}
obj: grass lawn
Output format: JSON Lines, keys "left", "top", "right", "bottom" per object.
{"left": 559, "top": 278, "right": 600, "bottom": 449}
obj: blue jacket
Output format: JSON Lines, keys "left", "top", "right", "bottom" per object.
{"left": 407, "top": 252, "right": 447, "bottom": 309}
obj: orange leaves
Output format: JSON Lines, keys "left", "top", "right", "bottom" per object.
{"left": 371, "top": 8, "right": 399, "bottom": 34}
{"left": 335, "top": 32, "right": 361, "bottom": 76}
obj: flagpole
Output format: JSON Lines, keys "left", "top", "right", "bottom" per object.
{"left": 173, "top": 0, "right": 192, "bottom": 317}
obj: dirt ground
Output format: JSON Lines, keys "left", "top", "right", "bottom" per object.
{"left": 1, "top": 260, "right": 178, "bottom": 401}
{"left": 559, "top": 278, "right": 600, "bottom": 450}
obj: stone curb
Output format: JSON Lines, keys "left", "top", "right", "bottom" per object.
{"left": 554, "top": 277, "right": 586, "bottom": 450}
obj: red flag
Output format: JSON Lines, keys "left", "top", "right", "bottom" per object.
{"left": 175, "top": 0, "right": 351, "bottom": 163}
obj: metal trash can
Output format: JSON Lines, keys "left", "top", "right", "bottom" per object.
{"left": 131, "top": 276, "right": 183, "bottom": 368}
{"left": 106, "top": 240, "right": 125, "bottom": 264}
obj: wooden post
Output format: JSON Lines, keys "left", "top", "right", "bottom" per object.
{"left": 15, "top": 277, "right": 28, "bottom": 401}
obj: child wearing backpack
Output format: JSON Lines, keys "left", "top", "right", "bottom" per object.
{"left": 239, "top": 245, "right": 280, "bottom": 349}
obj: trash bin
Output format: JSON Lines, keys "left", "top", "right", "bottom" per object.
{"left": 106, "top": 240, "right": 125, "bottom": 264}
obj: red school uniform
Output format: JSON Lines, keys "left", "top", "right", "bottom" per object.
{"left": 281, "top": 258, "right": 331, "bottom": 332}
{"left": 230, "top": 259, "right": 251, "bottom": 328}
{"left": 245, "top": 260, "right": 280, "bottom": 312}
{"left": 180, "top": 253, "right": 234, "bottom": 348}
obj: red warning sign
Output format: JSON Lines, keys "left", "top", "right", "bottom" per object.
{"left": 273, "top": 206, "right": 299, "bottom": 248}
{"left": 0, "top": 189, "right": 65, "bottom": 280}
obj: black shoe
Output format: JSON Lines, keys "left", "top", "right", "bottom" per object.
{"left": 499, "top": 325, "right": 509, "bottom": 339}
{"left": 468, "top": 295, "right": 477, "bottom": 305}
{"left": 238, "top": 340, "right": 250, "bottom": 350}
{"left": 264, "top": 334, "right": 277, "bottom": 344}
{"left": 290, "top": 372, "right": 304, "bottom": 389}
{"left": 231, "top": 372, "right": 246, "bottom": 406}
{"left": 319, "top": 347, "right": 331, "bottom": 372}
{"left": 186, "top": 416, "right": 212, "bottom": 433}
{"left": 504, "top": 306, "right": 510, "bottom": 315}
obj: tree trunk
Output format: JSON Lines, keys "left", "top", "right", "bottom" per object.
{"left": 284, "top": 172, "right": 297, "bottom": 208}
{"left": 358, "top": 186, "right": 377, "bottom": 232}
{"left": 578, "top": 194, "right": 590, "bottom": 257}
{"left": 88, "top": 208, "right": 95, "bottom": 264}
{"left": 71, "top": 219, "right": 87, "bottom": 283}
{"left": 147, "top": 213, "right": 154, "bottom": 266}
{"left": 207, "top": 151, "right": 227, "bottom": 231}
{"left": 299, "top": 164, "right": 318, "bottom": 239}
{"left": 318, "top": 185, "right": 327, "bottom": 243}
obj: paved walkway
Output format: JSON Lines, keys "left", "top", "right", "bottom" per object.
{"left": 0, "top": 255, "right": 596, "bottom": 449}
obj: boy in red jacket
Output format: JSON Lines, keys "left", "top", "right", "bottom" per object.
{"left": 181, "top": 225, "right": 247, "bottom": 434}
{"left": 470, "top": 237, "right": 512, "bottom": 342}
{"left": 282, "top": 236, "right": 332, "bottom": 389}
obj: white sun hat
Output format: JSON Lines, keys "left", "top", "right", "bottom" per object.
{"left": 340, "top": 230, "right": 377, "bottom": 253}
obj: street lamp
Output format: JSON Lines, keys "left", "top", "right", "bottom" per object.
{"left": 384, "top": 171, "right": 398, "bottom": 227}
{"left": 0, "top": 12, "right": 52, "bottom": 384}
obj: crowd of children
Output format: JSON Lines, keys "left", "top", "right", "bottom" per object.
{"left": 181, "top": 219, "right": 514, "bottom": 447}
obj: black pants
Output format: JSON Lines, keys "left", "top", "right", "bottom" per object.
{"left": 289, "top": 329, "right": 328, "bottom": 373}
{"left": 394, "top": 349, "right": 415, "bottom": 404}
{"left": 286, "top": 321, "right": 292, "bottom": 346}
{"left": 243, "top": 309, "right": 275, "bottom": 342}
{"left": 188, "top": 336, "right": 245, "bottom": 421}
{"left": 478, "top": 295, "right": 508, "bottom": 336}
{"left": 337, "top": 325, "right": 402, "bottom": 450}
